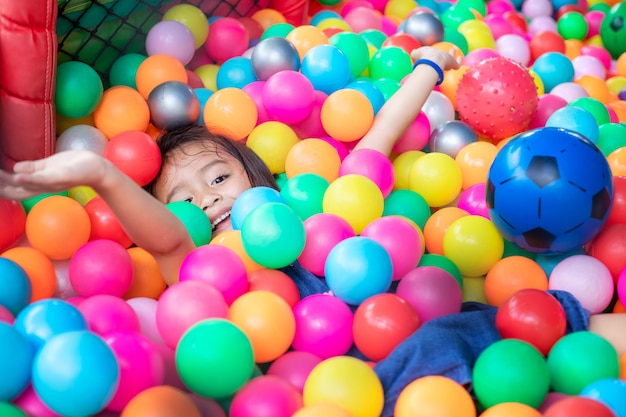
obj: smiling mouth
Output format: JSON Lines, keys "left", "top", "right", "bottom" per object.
{"left": 211, "top": 211, "right": 231, "bottom": 231}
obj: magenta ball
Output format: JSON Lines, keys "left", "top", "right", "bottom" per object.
{"left": 618, "top": 267, "right": 626, "bottom": 307}
{"left": 457, "top": 183, "right": 490, "bottom": 218}
{"left": 361, "top": 216, "right": 423, "bottom": 281}
{"left": 292, "top": 294, "right": 354, "bottom": 359}
{"left": 155, "top": 280, "right": 228, "bottom": 348}
{"left": 584, "top": 10, "right": 605, "bottom": 38}
{"left": 580, "top": 45, "right": 612, "bottom": 71}
{"left": 298, "top": 213, "right": 355, "bottom": 277}
{"left": 395, "top": 266, "right": 463, "bottom": 323}
{"left": 242, "top": 80, "right": 273, "bottom": 125}
{"left": 104, "top": 331, "right": 165, "bottom": 411}
{"left": 126, "top": 297, "right": 165, "bottom": 345}
{"left": 487, "top": 0, "right": 516, "bottom": 15}
{"left": 0, "top": 305, "right": 14, "bottom": 324}
{"left": 262, "top": 70, "right": 315, "bottom": 124}
{"left": 205, "top": 17, "right": 249, "bottom": 63}
{"left": 290, "top": 90, "right": 328, "bottom": 139}
{"left": 318, "top": 136, "right": 349, "bottom": 161}
{"left": 69, "top": 239, "right": 133, "bottom": 298}
{"left": 179, "top": 244, "right": 249, "bottom": 305}
{"left": 145, "top": 20, "right": 196, "bottom": 65}
{"left": 463, "top": 48, "right": 500, "bottom": 67}
{"left": 483, "top": 14, "right": 515, "bottom": 39}
{"left": 549, "top": 255, "right": 614, "bottom": 314}
{"left": 528, "top": 93, "right": 568, "bottom": 129}
{"left": 338, "top": 148, "right": 395, "bottom": 197}
{"left": 266, "top": 351, "right": 323, "bottom": 393}
{"left": 229, "top": 375, "right": 303, "bottom": 417}
{"left": 393, "top": 111, "right": 430, "bottom": 153}
{"left": 78, "top": 294, "right": 140, "bottom": 336}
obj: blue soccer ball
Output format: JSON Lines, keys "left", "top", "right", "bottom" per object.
{"left": 486, "top": 127, "right": 613, "bottom": 254}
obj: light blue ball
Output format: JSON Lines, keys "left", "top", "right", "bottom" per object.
{"left": 231, "top": 186, "right": 287, "bottom": 230}
{"left": 301, "top": 44, "right": 351, "bottom": 95}
{"left": 194, "top": 87, "right": 214, "bottom": 125}
{"left": 532, "top": 52, "right": 575, "bottom": 92}
{"left": 580, "top": 378, "right": 626, "bottom": 417}
{"left": 345, "top": 80, "right": 386, "bottom": 115}
{"left": 546, "top": 106, "right": 600, "bottom": 143}
{"left": 216, "top": 56, "right": 258, "bottom": 90}
{"left": 0, "top": 258, "right": 31, "bottom": 317}
{"left": 0, "top": 323, "right": 34, "bottom": 402}
{"left": 309, "top": 10, "right": 342, "bottom": 26}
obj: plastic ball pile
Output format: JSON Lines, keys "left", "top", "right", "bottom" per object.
{"left": 2, "top": 0, "right": 626, "bottom": 416}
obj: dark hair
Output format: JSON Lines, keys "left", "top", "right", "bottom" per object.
{"left": 144, "top": 124, "right": 278, "bottom": 195}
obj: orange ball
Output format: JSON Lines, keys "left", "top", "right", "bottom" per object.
{"left": 608, "top": 100, "right": 626, "bottom": 122}
{"left": 2, "top": 246, "right": 56, "bottom": 301}
{"left": 25, "top": 196, "right": 91, "bottom": 260}
{"left": 564, "top": 39, "right": 583, "bottom": 60}
{"left": 455, "top": 141, "right": 499, "bottom": 189}
{"left": 123, "top": 247, "right": 167, "bottom": 300}
{"left": 484, "top": 256, "right": 548, "bottom": 307}
{"left": 616, "top": 52, "right": 626, "bottom": 77}
{"left": 321, "top": 89, "right": 374, "bottom": 142}
{"left": 284, "top": 138, "right": 341, "bottom": 182}
{"left": 251, "top": 8, "right": 287, "bottom": 30}
{"left": 614, "top": 299, "right": 626, "bottom": 313}
{"left": 228, "top": 290, "right": 296, "bottom": 363}
{"left": 439, "top": 65, "right": 469, "bottom": 109}
{"left": 121, "top": 385, "right": 201, "bottom": 417}
{"left": 210, "top": 230, "right": 263, "bottom": 274}
{"left": 607, "top": 147, "right": 626, "bottom": 176}
{"left": 574, "top": 74, "right": 612, "bottom": 103}
{"left": 395, "top": 375, "right": 476, "bottom": 417}
{"left": 293, "top": 403, "right": 353, "bottom": 417}
{"left": 203, "top": 87, "right": 258, "bottom": 141}
{"left": 94, "top": 86, "right": 150, "bottom": 139}
{"left": 248, "top": 268, "right": 301, "bottom": 308}
{"left": 286, "top": 25, "right": 330, "bottom": 60}
{"left": 135, "top": 54, "right": 188, "bottom": 99}
{"left": 480, "top": 402, "right": 542, "bottom": 417}
{"left": 423, "top": 207, "right": 469, "bottom": 255}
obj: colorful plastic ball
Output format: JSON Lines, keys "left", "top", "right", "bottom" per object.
{"left": 293, "top": 402, "right": 353, "bottom": 417}
{"left": 550, "top": 81, "right": 589, "bottom": 102}
{"left": 462, "top": 48, "right": 500, "bottom": 67}
{"left": 120, "top": 385, "right": 201, "bottom": 417}
{"left": 280, "top": 173, "right": 329, "bottom": 220}
{"left": 345, "top": 80, "right": 385, "bottom": 116}
{"left": 495, "top": 289, "right": 566, "bottom": 356}
{"left": 589, "top": 223, "right": 626, "bottom": 282}
{"left": 229, "top": 375, "right": 303, "bottom": 417}
{"left": 103, "top": 331, "right": 164, "bottom": 411}
{"left": 284, "top": 138, "right": 341, "bottom": 182}
{"left": 125, "top": 297, "right": 164, "bottom": 345}
{"left": 545, "top": 105, "right": 599, "bottom": 143}
{"left": 301, "top": 44, "right": 351, "bottom": 95}
{"left": 292, "top": 294, "right": 354, "bottom": 359}
{"left": 145, "top": 20, "right": 196, "bottom": 65}
{"left": 303, "top": 356, "right": 384, "bottom": 417}
{"left": 496, "top": 33, "right": 531, "bottom": 66}
{"left": 456, "top": 183, "right": 489, "bottom": 218}
{"left": 0, "top": 198, "right": 25, "bottom": 252}
{"left": 205, "top": 17, "right": 249, "bottom": 63}
{"left": 78, "top": 294, "right": 140, "bottom": 336}
{"left": 484, "top": 256, "right": 548, "bottom": 307}
{"left": 328, "top": 32, "right": 369, "bottom": 78}
{"left": 532, "top": 52, "right": 575, "bottom": 93}
{"left": 248, "top": 268, "right": 300, "bottom": 308}
{"left": 352, "top": 293, "right": 420, "bottom": 362}
{"left": 250, "top": 36, "right": 300, "bottom": 81}
{"left": 135, "top": 54, "right": 188, "bottom": 100}
{"left": 1, "top": 247, "right": 56, "bottom": 302}
{"left": 215, "top": 57, "right": 257, "bottom": 90}
{"left": 547, "top": 331, "right": 620, "bottom": 395}
{"left": 528, "top": 93, "right": 568, "bottom": 129}
{"left": 25, "top": 195, "right": 91, "bottom": 260}
{"left": 105, "top": 129, "right": 161, "bottom": 186}
{"left": 557, "top": 11, "right": 589, "bottom": 40}
{"left": 542, "top": 395, "right": 617, "bottom": 417}
{"left": 480, "top": 402, "right": 542, "bottom": 417}
{"left": 600, "top": 3, "right": 626, "bottom": 59}
{"left": 403, "top": 11, "right": 445, "bottom": 45}
{"left": 262, "top": 70, "right": 315, "bottom": 124}
{"left": 548, "top": 254, "right": 613, "bottom": 314}
{"left": 176, "top": 318, "right": 255, "bottom": 399}
{"left": 147, "top": 81, "right": 200, "bottom": 130}
{"left": 85, "top": 195, "right": 133, "bottom": 248}
{"left": 339, "top": 148, "right": 395, "bottom": 198}
{"left": 0, "top": 322, "right": 34, "bottom": 402}
{"left": 383, "top": 189, "right": 431, "bottom": 230}
{"left": 0, "top": 258, "right": 31, "bottom": 317}
{"left": 162, "top": 4, "right": 209, "bottom": 48}
{"left": 32, "top": 330, "right": 119, "bottom": 417}
{"left": 408, "top": 151, "right": 463, "bottom": 208}
{"left": 580, "top": 378, "right": 626, "bottom": 417}
{"left": 421, "top": 90, "right": 456, "bottom": 133}
{"left": 0, "top": 306, "right": 13, "bottom": 324}
{"left": 247, "top": 121, "right": 300, "bottom": 173}
{"left": 473, "top": 339, "right": 550, "bottom": 408}
{"left": 368, "top": 45, "right": 412, "bottom": 82}
{"left": 166, "top": 201, "right": 212, "bottom": 247}
{"left": 394, "top": 375, "right": 476, "bottom": 417}
{"left": 429, "top": 120, "right": 478, "bottom": 159}
{"left": 321, "top": 88, "right": 374, "bottom": 142}
{"left": 0, "top": 403, "right": 27, "bottom": 417}
{"left": 12, "top": 385, "right": 61, "bottom": 417}
{"left": 290, "top": 90, "right": 329, "bottom": 139}
{"left": 203, "top": 87, "right": 258, "bottom": 140}
{"left": 56, "top": 124, "right": 108, "bottom": 154}
{"left": 55, "top": 61, "right": 103, "bottom": 119}
{"left": 267, "top": 351, "right": 323, "bottom": 393}
{"left": 231, "top": 186, "right": 286, "bottom": 230}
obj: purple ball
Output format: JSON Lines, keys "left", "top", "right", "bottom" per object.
{"left": 145, "top": 20, "right": 196, "bottom": 65}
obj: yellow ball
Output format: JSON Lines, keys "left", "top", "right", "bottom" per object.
{"left": 607, "top": 76, "right": 626, "bottom": 95}
{"left": 408, "top": 152, "right": 462, "bottom": 208}
{"left": 442, "top": 215, "right": 504, "bottom": 277}
{"left": 68, "top": 185, "right": 98, "bottom": 206}
{"left": 162, "top": 4, "right": 209, "bottom": 49}
{"left": 317, "top": 18, "right": 352, "bottom": 32}
{"left": 194, "top": 64, "right": 220, "bottom": 91}
{"left": 322, "top": 174, "right": 384, "bottom": 234}
{"left": 303, "top": 356, "right": 384, "bottom": 417}
{"left": 246, "top": 121, "right": 300, "bottom": 174}
{"left": 395, "top": 376, "right": 476, "bottom": 417}
{"left": 292, "top": 403, "right": 353, "bottom": 417}
{"left": 458, "top": 21, "right": 495, "bottom": 51}
{"left": 392, "top": 150, "right": 425, "bottom": 190}
{"left": 529, "top": 69, "right": 545, "bottom": 96}
{"left": 385, "top": 0, "right": 418, "bottom": 20}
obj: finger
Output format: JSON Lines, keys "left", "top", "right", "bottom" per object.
{"left": 12, "top": 160, "right": 37, "bottom": 174}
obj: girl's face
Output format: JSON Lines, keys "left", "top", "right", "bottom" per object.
{"left": 152, "top": 142, "right": 252, "bottom": 236}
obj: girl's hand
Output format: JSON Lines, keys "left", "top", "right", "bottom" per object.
{"left": 410, "top": 46, "right": 462, "bottom": 73}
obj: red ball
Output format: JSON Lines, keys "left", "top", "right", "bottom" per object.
{"left": 248, "top": 268, "right": 301, "bottom": 309}
{"left": 589, "top": 223, "right": 626, "bottom": 284}
{"left": 529, "top": 31, "right": 566, "bottom": 63}
{"left": 495, "top": 289, "right": 567, "bottom": 356}
{"left": 0, "top": 198, "right": 26, "bottom": 251}
{"left": 84, "top": 196, "right": 133, "bottom": 248}
{"left": 606, "top": 176, "right": 626, "bottom": 227}
{"left": 352, "top": 293, "right": 421, "bottom": 362}
{"left": 104, "top": 130, "right": 162, "bottom": 186}
{"left": 382, "top": 33, "right": 422, "bottom": 56}
{"left": 543, "top": 396, "right": 615, "bottom": 417}
{"left": 456, "top": 57, "right": 538, "bottom": 142}
{"left": 204, "top": 17, "right": 249, "bottom": 64}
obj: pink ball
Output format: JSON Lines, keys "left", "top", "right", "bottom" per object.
{"left": 380, "top": 15, "right": 398, "bottom": 36}
{"left": 229, "top": 375, "right": 303, "bottom": 417}
{"left": 522, "top": 0, "right": 553, "bottom": 18}
{"left": 527, "top": 15, "right": 557, "bottom": 37}
{"left": 205, "top": 17, "right": 249, "bottom": 63}
{"left": 361, "top": 216, "right": 423, "bottom": 281}
{"left": 266, "top": 351, "right": 323, "bottom": 393}
{"left": 242, "top": 80, "right": 273, "bottom": 125}
{"left": 69, "top": 239, "right": 133, "bottom": 298}
{"left": 344, "top": 7, "right": 382, "bottom": 33}
{"left": 145, "top": 20, "right": 196, "bottom": 65}
{"left": 584, "top": 10, "right": 605, "bottom": 38}
{"left": 126, "top": 297, "right": 165, "bottom": 345}
{"left": 572, "top": 55, "right": 606, "bottom": 80}
{"left": 292, "top": 294, "right": 354, "bottom": 359}
{"left": 528, "top": 93, "right": 568, "bottom": 129}
{"left": 607, "top": 105, "right": 619, "bottom": 123}
{"left": 179, "top": 244, "right": 248, "bottom": 305}
{"left": 13, "top": 385, "right": 61, "bottom": 417}
{"left": 538, "top": 392, "right": 570, "bottom": 413}
{"left": 580, "top": 45, "right": 612, "bottom": 71}
{"left": 548, "top": 255, "right": 614, "bottom": 314}
{"left": 156, "top": 280, "right": 228, "bottom": 348}
{"left": 496, "top": 33, "right": 531, "bottom": 66}
{"left": 0, "top": 304, "right": 14, "bottom": 324}
{"left": 463, "top": 48, "right": 501, "bottom": 67}
{"left": 486, "top": 0, "right": 516, "bottom": 16}
{"left": 104, "top": 331, "right": 165, "bottom": 411}
{"left": 483, "top": 14, "right": 515, "bottom": 39}
{"left": 550, "top": 81, "right": 589, "bottom": 102}
{"left": 65, "top": 296, "right": 86, "bottom": 308}
{"left": 341, "top": 0, "right": 373, "bottom": 17}
{"left": 318, "top": 136, "right": 349, "bottom": 161}
{"left": 78, "top": 294, "right": 140, "bottom": 336}
{"left": 393, "top": 111, "right": 430, "bottom": 154}
{"left": 395, "top": 266, "right": 463, "bottom": 323}
{"left": 456, "top": 183, "right": 490, "bottom": 219}
{"left": 339, "top": 148, "right": 395, "bottom": 197}
{"left": 615, "top": 267, "right": 626, "bottom": 307}
{"left": 299, "top": 213, "right": 355, "bottom": 277}
{"left": 290, "top": 90, "right": 328, "bottom": 139}
{"left": 262, "top": 70, "right": 316, "bottom": 124}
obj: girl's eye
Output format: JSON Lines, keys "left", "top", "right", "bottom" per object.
{"left": 184, "top": 197, "right": 193, "bottom": 203}
{"left": 213, "top": 175, "right": 228, "bottom": 185}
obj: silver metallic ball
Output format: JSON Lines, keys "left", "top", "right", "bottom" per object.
{"left": 251, "top": 36, "right": 301, "bottom": 81}
{"left": 56, "top": 124, "right": 108, "bottom": 155}
{"left": 429, "top": 120, "right": 478, "bottom": 158}
{"left": 403, "top": 12, "right": 445, "bottom": 46}
{"left": 147, "top": 81, "right": 200, "bottom": 130}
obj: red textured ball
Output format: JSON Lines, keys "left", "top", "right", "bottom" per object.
{"left": 0, "top": 198, "right": 26, "bottom": 251}
{"left": 456, "top": 57, "right": 539, "bottom": 142}
{"left": 104, "top": 130, "right": 162, "bottom": 186}
{"left": 495, "top": 288, "right": 567, "bottom": 356}
{"left": 543, "top": 396, "right": 616, "bottom": 417}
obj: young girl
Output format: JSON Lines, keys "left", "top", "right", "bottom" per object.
{"left": 1, "top": 46, "right": 624, "bottom": 416}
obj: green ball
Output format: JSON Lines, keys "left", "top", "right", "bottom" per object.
{"left": 109, "top": 53, "right": 146, "bottom": 89}
{"left": 330, "top": 32, "right": 370, "bottom": 78}
{"left": 359, "top": 29, "right": 388, "bottom": 49}
{"left": 280, "top": 173, "right": 329, "bottom": 221}
{"left": 440, "top": 5, "right": 476, "bottom": 30}
{"left": 261, "top": 23, "right": 296, "bottom": 40}
{"left": 368, "top": 46, "right": 413, "bottom": 82}
{"left": 22, "top": 191, "right": 69, "bottom": 214}
{"left": 55, "top": 61, "right": 104, "bottom": 119}
{"left": 569, "top": 97, "right": 610, "bottom": 126}
{"left": 600, "top": 2, "right": 626, "bottom": 59}
{"left": 547, "top": 331, "right": 620, "bottom": 395}
{"left": 597, "top": 122, "right": 626, "bottom": 157}
{"left": 176, "top": 318, "right": 255, "bottom": 399}
{"left": 557, "top": 11, "right": 589, "bottom": 41}
{"left": 418, "top": 253, "right": 463, "bottom": 289}
{"left": 371, "top": 78, "right": 401, "bottom": 101}
{"left": 473, "top": 339, "right": 550, "bottom": 409}
{"left": 444, "top": 28, "right": 469, "bottom": 55}
{"left": 166, "top": 201, "right": 212, "bottom": 246}
{"left": 275, "top": 172, "right": 289, "bottom": 190}
{"left": 241, "top": 202, "right": 306, "bottom": 269}
{"left": 383, "top": 189, "right": 431, "bottom": 231}
{"left": 0, "top": 403, "right": 27, "bottom": 417}
{"left": 457, "top": 0, "right": 487, "bottom": 17}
